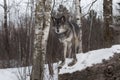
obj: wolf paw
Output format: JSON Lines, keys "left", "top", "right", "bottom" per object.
{"left": 68, "top": 59, "right": 77, "bottom": 66}
{"left": 58, "top": 61, "right": 65, "bottom": 68}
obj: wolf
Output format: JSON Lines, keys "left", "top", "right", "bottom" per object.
{"left": 51, "top": 15, "right": 80, "bottom": 67}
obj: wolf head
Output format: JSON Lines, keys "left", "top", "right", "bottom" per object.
{"left": 52, "top": 16, "right": 67, "bottom": 34}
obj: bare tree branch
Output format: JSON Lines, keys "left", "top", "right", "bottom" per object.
{"left": 82, "top": 0, "right": 97, "bottom": 17}
{"left": 0, "top": 4, "right": 4, "bottom": 8}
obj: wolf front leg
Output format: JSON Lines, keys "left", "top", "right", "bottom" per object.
{"left": 59, "top": 41, "right": 67, "bottom": 68}
{"left": 68, "top": 39, "right": 77, "bottom": 66}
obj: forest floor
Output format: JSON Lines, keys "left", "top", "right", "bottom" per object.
{"left": 59, "top": 52, "right": 120, "bottom": 80}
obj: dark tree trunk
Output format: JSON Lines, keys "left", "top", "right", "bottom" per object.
{"left": 4, "top": 0, "right": 10, "bottom": 65}
{"left": 103, "top": 0, "right": 113, "bottom": 47}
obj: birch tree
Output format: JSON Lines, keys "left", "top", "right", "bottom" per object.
{"left": 74, "top": 0, "right": 82, "bottom": 52}
{"left": 31, "top": 0, "right": 52, "bottom": 80}
{"left": 103, "top": 0, "right": 113, "bottom": 47}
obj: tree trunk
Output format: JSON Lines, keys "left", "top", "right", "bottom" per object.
{"left": 31, "top": 0, "right": 52, "bottom": 80}
{"left": 103, "top": 0, "right": 113, "bottom": 47}
{"left": 74, "top": 0, "right": 82, "bottom": 53}
{"left": 4, "top": 0, "right": 10, "bottom": 66}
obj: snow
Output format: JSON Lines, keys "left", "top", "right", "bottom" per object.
{"left": 59, "top": 45, "right": 120, "bottom": 74}
{"left": 0, "top": 67, "right": 31, "bottom": 80}
{"left": 0, "top": 45, "right": 120, "bottom": 80}
{"left": 44, "top": 64, "right": 58, "bottom": 80}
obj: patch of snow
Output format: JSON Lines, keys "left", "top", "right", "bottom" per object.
{"left": 0, "top": 45, "right": 120, "bottom": 80}
{"left": 44, "top": 63, "right": 58, "bottom": 80}
{"left": 0, "top": 67, "right": 32, "bottom": 80}
{"left": 59, "top": 45, "right": 120, "bottom": 74}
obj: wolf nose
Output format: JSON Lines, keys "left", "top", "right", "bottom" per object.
{"left": 57, "top": 29, "right": 59, "bottom": 33}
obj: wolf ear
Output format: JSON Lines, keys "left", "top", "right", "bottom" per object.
{"left": 61, "top": 16, "right": 66, "bottom": 23}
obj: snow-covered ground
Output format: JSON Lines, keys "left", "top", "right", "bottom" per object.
{"left": 0, "top": 45, "right": 120, "bottom": 80}
{"left": 59, "top": 45, "right": 120, "bottom": 74}
{"left": 0, "top": 67, "right": 31, "bottom": 80}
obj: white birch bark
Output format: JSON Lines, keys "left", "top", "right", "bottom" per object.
{"left": 31, "top": 0, "right": 52, "bottom": 80}
{"left": 74, "top": 0, "right": 82, "bottom": 53}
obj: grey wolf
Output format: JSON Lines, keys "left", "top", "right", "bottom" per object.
{"left": 51, "top": 16, "right": 80, "bottom": 67}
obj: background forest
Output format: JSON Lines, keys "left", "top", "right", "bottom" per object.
{"left": 0, "top": 0, "right": 120, "bottom": 80}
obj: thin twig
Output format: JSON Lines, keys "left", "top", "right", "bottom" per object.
{"left": 82, "top": 0, "right": 97, "bottom": 17}
{"left": 0, "top": 4, "right": 4, "bottom": 8}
